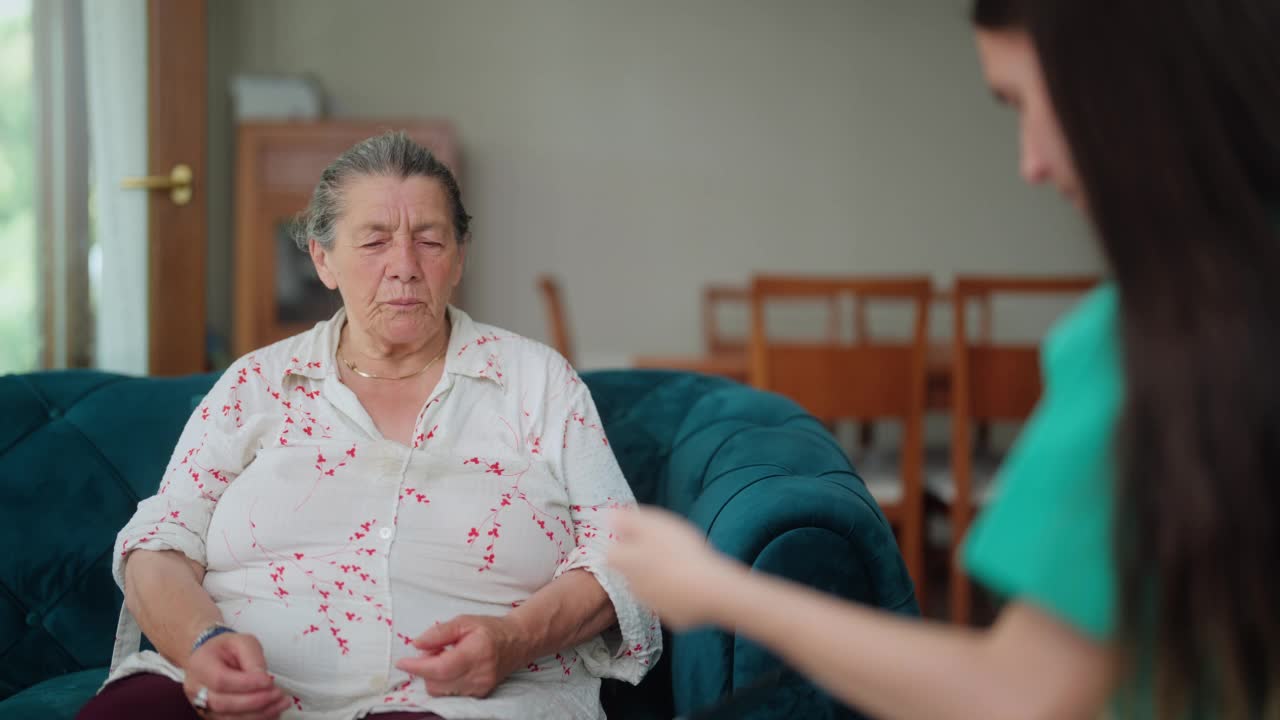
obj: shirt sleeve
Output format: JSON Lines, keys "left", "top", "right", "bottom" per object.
{"left": 963, "top": 287, "right": 1122, "bottom": 640}
{"left": 549, "top": 369, "right": 663, "bottom": 685}
{"left": 111, "top": 355, "right": 271, "bottom": 592}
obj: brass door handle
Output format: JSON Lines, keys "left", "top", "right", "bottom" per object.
{"left": 121, "top": 163, "right": 193, "bottom": 206}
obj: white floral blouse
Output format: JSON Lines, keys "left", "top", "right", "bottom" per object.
{"left": 105, "top": 306, "right": 661, "bottom": 720}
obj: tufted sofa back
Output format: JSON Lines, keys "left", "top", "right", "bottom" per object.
{"left": 0, "top": 372, "right": 218, "bottom": 699}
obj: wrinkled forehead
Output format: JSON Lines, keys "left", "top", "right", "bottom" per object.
{"left": 338, "top": 174, "right": 452, "bottom": 232}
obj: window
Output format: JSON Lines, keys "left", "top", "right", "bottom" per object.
{"left": 0, "top": 0, "right": 36, "bottom": 373}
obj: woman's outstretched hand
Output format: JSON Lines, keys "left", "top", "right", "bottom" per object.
{"left": 608, "top": 506, "right": 744, "bottom": 630}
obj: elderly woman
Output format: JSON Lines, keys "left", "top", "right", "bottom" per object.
{"left": 78, "top": 132, "right": 660, "bottom": 720}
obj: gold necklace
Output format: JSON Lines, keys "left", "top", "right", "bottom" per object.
{"left": 339, "top": 340, "right": 447, "bottom": 381}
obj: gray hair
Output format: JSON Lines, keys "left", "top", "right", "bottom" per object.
{"left": 293, "top": 130, "right": 471, "bottom": 251}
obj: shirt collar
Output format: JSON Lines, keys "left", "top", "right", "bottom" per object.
{"left": 445, "top": 306, "right": 509, "bottom": 390}
{"left": 281, "top": 306, "right": 508, "bottom": 391}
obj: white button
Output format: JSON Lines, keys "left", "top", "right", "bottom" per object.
{"left": 379, "top": 527, "right": 393, "bottom": 540}
{"left": 367, "top": 675, "right": 384, "bottom": 691}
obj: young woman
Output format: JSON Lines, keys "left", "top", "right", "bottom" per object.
{"left": 609, "top": 1, "right": 1280, "bottom": 717}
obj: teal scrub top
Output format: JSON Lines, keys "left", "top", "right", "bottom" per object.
{"left": 964, "top": 284, "right": 1122, "bottom": 640}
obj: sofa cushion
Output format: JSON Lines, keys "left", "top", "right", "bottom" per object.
{"left": 0, "top": 667, "right": 106, "bottom": 720}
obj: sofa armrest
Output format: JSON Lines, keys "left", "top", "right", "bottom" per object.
{"left": 673, "top": 470, "right": 917, "bottom": 720}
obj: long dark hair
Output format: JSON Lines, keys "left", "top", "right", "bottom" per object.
{"left": 974, "top": 0, "right": 1280, "bottom": 716}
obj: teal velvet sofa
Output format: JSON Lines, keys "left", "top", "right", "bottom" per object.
{"left": 0, "top": 369, "right": 917, "bottom": 719}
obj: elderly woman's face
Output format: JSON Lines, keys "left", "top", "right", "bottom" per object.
{"left": 310, "top": 174, "right": 464, "bottom": 347}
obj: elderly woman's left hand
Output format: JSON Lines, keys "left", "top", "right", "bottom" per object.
{"left": 394, "top": 615, "right": 529, "bottom": 698}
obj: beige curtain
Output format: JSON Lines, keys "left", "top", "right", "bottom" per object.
{"left": 83, "top": 0, "right": 149, "bottom": 375}
{"left": 32, "top": 0, "right": 92, "bottom": 369}
{"left": 31, "top": 0, "right": 150, "bottom": 373}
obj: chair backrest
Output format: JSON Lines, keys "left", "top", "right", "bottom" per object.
{"left": 705, "top": 284, "right": 842, "bottom": 356}
{"left": 749, "top": 275, "right": 933, "bottom": 425}
{"left": 702, "top": 285, "right": 750, "bottom": 355}
{"left": 536, "top": 275, "right": 575, "bottom": 366}
{"left": 950, "top": 275, "right": 1100, "bottom": 423}
{"left": 948, "top": 275, "right": 1101, "bottom": 516}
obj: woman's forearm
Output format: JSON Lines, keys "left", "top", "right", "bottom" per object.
{"left": 505, "top": 569, "right": 616, "bottom": 662}
{"left": 712, "top": 566, "right": 1111, "bottom": 720}
{"left": 124, "top": 549, "right": 223, "bottom": 667}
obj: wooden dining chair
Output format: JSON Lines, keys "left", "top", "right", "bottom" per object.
{"left": 536, "top": 275, "right": 575, "bottom": 367}
{"left": 941, "top": 275, "right": 1100, "bottom": 623}
{"left": 702, "top": 285, "right": 750, "bottom": 355}
{"left": 633, "top": 284, "right": 840, "bottom": 384}
{"left": 852, "top": 290, "right": 931, "bottom": 450}
{"left": 705, "top": 284, "right": 842, "bottom": 355}
{"left": 750, "top": 275, "right": 933, "bottom": 603}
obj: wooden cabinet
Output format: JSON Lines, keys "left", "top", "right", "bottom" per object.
{"left": 233, "top": 121, "right": 460, "bottom": 356}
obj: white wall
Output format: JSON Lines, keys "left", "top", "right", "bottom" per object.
{"left": 207, "top": 0, "right": 1097, "bottom": 369}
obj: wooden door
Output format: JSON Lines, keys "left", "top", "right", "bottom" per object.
{"left": 145, "top": 0, "right": 207, "bottom": 375}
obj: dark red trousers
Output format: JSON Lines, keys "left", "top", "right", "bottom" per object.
{"left": 77, "top": 673, "right": 444, "bottom": 719}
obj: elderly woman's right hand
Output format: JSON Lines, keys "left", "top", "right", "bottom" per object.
{"left": 182, "top": 632, "right": 292, "bottom": 719}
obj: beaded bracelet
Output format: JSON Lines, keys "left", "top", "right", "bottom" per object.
{"left": 191, "top": 623, "right": 237, "bottom": 655}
